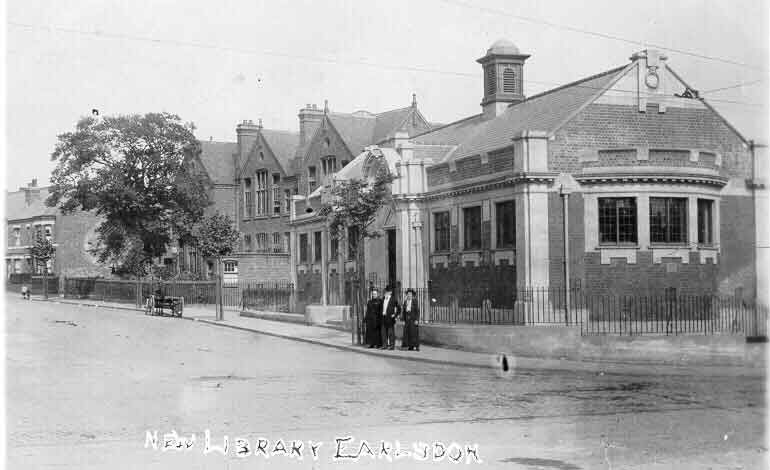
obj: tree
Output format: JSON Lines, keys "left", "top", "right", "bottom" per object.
{"left": 29, "top": 234, "right": 55, "bottom": 299}
{"left": 189, "top": 213, "right": 240, "bottom": 320}
{"left": 320, "top": 157, "right": 395, "bottom": 341}
{"left": 46, "top": 112, "right": 212, "bottom": 274}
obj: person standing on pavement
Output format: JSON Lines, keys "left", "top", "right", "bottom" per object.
{"left": 380, "top": 285, "right": 400, "bottom": 350}
{"left": 364, "top": 288, "right": 383, "bottom": 348}
{"left": 401, "top": 288, "right": 420, "bottom": 351}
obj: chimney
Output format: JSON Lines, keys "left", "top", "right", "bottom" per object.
{"left": 298, "top": 103, "right": 324, "bottom": 147}
{"left": 236, "top": 120, "right": 261, "bottom": 163}
{"left": 24, "top": 179, "right": 41, "bottom": 206}
{"left": 477, "top": 39, "right": 530, "bottom": 119}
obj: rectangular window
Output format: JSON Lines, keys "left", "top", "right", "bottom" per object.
{"left": 243, "top": 178, "right": 254, "bottom": 218}
{"left": 314, "top": 231, "right": 322, "bottom": 262}
{"left": 495, "top": 201, "right": 515, "bottom": 249}
{"left": 272, "top": 174, "right": 282, "bottom": 215}
{"left": 272, "top": 232, "right": 281, "bottom": 253}
{"left": 434, "top": 211, "right": 450, "bottom": 252}
{"left": 322, "top": 156, "right": 337, "bottom": 176}
{"left": 255, "top": 170, "right": 268, "bottom": 215}
{"left": 255, "top": 232, "right": 267, "bottom": 252}
{"left": 299, "top": 234, "right": 309, "bottom": 263}
{"left": 223, "top": 261, "right": 238, "bottom": 273}
{"left": 44, "top": 225, "right": 52, "bottom": 242}
{"left": 307, "top": 166, "right": 317, "bottom": 195}
{"left": 284, "top": 232, "right": 291, "bottom": 254}
{"left": 463, "top": 206, "right": 482, "bottom": 250}
{"left": 13, "top": 228, "right": 20, "bottom": 246}
{"left": 330, "top": 236, "right": 339, "bottom": 261}
{"left": 697, "top": 199, "right": 714, "bottom": 245}
{"left": 283, "top": 189, "right": 292, "bottom": 214}
{"left": 244, "top": 234, "right": 252, "bottom": 252}
{"left": 598, "top": 198, "right": 637, "bottom": 244}
{"left": 650, "top": 197, "right": 688, "bottom": 244}
{"left": 348, "top": 226, "right": 359, "bottom": 260}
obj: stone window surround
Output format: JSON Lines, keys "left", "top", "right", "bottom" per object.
{"left": 584, "top": 185, "right": 721, "bottom": 265}
{"left": 430, "top": 209, "right": 451, "bottom": 253}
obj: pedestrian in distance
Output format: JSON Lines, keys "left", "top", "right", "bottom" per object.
{"left": 380, "top": 285, "right": 400, "bottom": 350}
{"left": 364, "top": 288, "right": 383, "bottom": 348}
{"left": 401, "top": 288, "right": 420, "bottom": 351}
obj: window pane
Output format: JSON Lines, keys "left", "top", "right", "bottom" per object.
{"left": 300, "top": 234, "right": 308, "bottom": 263}
{"left": 649, "top": 198, "right": 667, "bottom": 243}
{"left": 617, "top": 198, "right": 637, "bottom": 243}
{"left": 650, "top": 197, "right": 687, "bottom": 243}
{"left": 314, "top": 232, "right": 322, "bottom": 262}
{"left": 463, "top": 206, "right": 481, "bottom": 250}
{"left": 599, "top": 198, "right": 636, "bottom": 244}
{"left": 698, "top": 199, "right": 713, "bottom": 245}
{"left": 434, "top": 212, "right": 450, "bottom": 252}
{"left": 496, "top": 201, "right": 515, "bottom": 248}
{"left": 669, "top": 198, "right": 687, "bottom": 243}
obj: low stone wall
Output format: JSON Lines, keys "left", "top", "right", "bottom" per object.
{"left": 305, "top": 305, "right": 350, "bottom": 325}
{"left": 395, "top": 323, "right": 763, "bottom": 366}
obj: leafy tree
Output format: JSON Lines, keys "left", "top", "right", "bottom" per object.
{"left": 190, "top": 213, "right": 240, "bottom": 261}
{"left": 46, "top": 112, "right": 211, "bottom": 273}
{"left": 320, "top": 156, "right": 395, "bottom": 310}
{"left": 29, "top": 234, "right": 55, "bottom": 299}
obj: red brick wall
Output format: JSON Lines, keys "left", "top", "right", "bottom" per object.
{"left": 549, "top": 103, "right": 750, "bottom": 178}
{"left": 427, "top": 150, "right": 513, "bottom": 188}
{"left": 719, "top": 196, "right": 755, "bottom": 298}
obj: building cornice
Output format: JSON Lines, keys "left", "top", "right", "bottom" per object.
{"left": 422, "top": 172, "right": 558, "bottom": 201}
{"left": 574, "top": 171, "right": 728, "bottom": 187}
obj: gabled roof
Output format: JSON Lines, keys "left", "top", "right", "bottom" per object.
{"left": 198, "top": 140, "right": 238, "bottom": 184}
{"left": 327, "top": 112, "right": 378, "bottom": 157}
{"left": 5, "top": 187, "right": 58, "bottom": 221}
{"left": 413, "top": 65, "right": 630, "bottom": 163}
{"left": 259, "top": 129, "right": 300, "bottom": 175}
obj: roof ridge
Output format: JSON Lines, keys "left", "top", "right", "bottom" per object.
{"left": 260, "top": 128, "right": 299, "bottom": 135}
{"left": 374, "top": 105, "right": 412, "bottom": 117}
{"left": 515, "top": 64, "right": 628, "bottom": 105}
{"left": 411, "top": 113, "right": 485, "bottom": 139}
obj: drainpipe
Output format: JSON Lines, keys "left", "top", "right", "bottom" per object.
{"left": 560, "top": 185, "right": 571, "bottom": 323}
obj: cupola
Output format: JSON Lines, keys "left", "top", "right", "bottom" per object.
{"left": 477, "top": 39, "right": 530, "bottom": 118}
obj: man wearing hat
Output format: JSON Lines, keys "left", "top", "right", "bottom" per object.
{"left": 380, "top": 285, "right": 400, "bottom": 350}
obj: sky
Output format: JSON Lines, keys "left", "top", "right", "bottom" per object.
{"left": 4, "top": 0, "right": 769, "bottom": 190}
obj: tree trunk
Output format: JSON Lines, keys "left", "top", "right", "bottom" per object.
{"left": 215, "top": 257, "right": 223, "bottom": 321}
{"left": 43, "top": 262, "right": 48, "bottom": 300}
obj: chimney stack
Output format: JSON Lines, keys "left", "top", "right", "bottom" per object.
{"left": 298, "top": 103, "right": 324, "bottom": 147}
{"left": 236, "top": 120, "right": 261, "bottom": 164}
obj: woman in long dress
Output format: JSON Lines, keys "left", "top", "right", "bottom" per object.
{"left": 401, "top": 288, "right": 420, "bottom": 351}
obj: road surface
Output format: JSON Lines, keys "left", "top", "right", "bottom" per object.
{"left": 6, "top": 297, "right": 767, "bottom": 469}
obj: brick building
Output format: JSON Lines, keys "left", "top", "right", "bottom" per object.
{"left": 290, "top": 40, "right": 760, "bottom": 308}
{"left": 5, "top": 179, "right": 110, "bottom": 278}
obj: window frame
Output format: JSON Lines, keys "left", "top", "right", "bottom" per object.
{"left": 649, "top": 197, "right": 688, "bottom": 245}
{"left": 299, "top": 233, "right": 309, "bottom": 263}
{"left": 495, "top": 200, "right": 516, "bottom": 249}
{"left": 255, "top": 170, "right": 269, "bottom": 215}
{"left": 462, "top": 205, "right": 482, "bottom": 251}
{"left": 314, "top": 231, "right": 323, "bottom": 263}
{"left": 433, "top": 211, "right": 451, "bottom": 253}
{"left": 598, "top": 197, "right": 638, "bottom": 245}
{"left": 697, "top": 198, "right": 714, "bottom": 246}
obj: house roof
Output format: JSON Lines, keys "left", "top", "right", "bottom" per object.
{"left": 328, "top": 112, "right": 378, "bottom": 157}
{"left": 260, "top": 129, "right": 300, "bottom": 174}
{"left": 198, "top": 140, "right": 238, "bottom": 184}
{"left": 5, "top": 187, "right": 58, "bottom": 221}
{"left": 413, "top": 64, "right": 630, "bottom": 163}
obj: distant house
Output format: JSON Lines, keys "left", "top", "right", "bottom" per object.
{"left": 5, "top": 179, "right": 110, "bottom": 279}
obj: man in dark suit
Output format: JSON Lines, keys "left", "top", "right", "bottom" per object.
{"left": 364, "top": 288, "right": 383, "bottom": 348}
{"left": 380, "top": 285, "right": 400, "bottom": 350}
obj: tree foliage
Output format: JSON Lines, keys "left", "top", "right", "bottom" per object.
{"left": 46, "top": 112, "right": 211, "bottom": 271}
{"left": 320, "top": 160, "right": 395, "bottom": 244}
{"left": 29, "top": 234, "right": 55, "bottom": 269}
{"left": 190, "top": 213, "right": 240, "bottom": 259}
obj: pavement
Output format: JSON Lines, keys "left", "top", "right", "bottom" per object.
{"left": 26, "top": 295, "right": 767, "bottom": 378}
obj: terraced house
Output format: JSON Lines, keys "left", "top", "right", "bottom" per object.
{"left": 290, "top": 40, "right": 762, "bottom": 314}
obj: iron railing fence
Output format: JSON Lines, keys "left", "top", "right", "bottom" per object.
{"left": 61, "top": 277, "right": 294, "bottom": 310}
{"left": 353, "top": 283, "right": 768, "bottom": 337}
{"left": 241, "top": 281, "right": 296, "bottom": 313}
{"left": 6, "top": 276, "right": 59, "bottom": 295}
